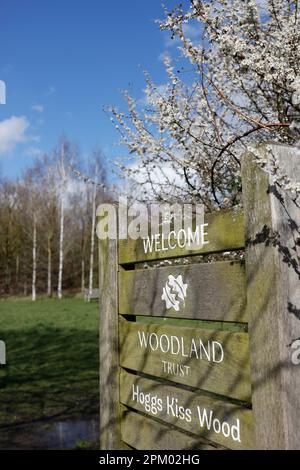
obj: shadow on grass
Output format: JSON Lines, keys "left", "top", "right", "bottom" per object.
{"left": 0, "top": 325, "right": 99, "bottom": 429}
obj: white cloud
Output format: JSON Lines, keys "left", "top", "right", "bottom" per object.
{"left": 46, "top": 85, "right": 56, "bottom": 96}
{"left": 30, "top": 134, "right": 40, "bottom": 143}
{"left": 0, "top": 80, "right": 6, "bottom": 104}
{"left": 31, "top": 104, "right": 44, "bottom": 113}
{"left": 0, "top": 116, "right": 30, "bottom": 155}
{"left": 25, "top": 147, "right": 43, "bottom": 157}
{"left": 122, "top": 162, "right": 186, "bottom": 201}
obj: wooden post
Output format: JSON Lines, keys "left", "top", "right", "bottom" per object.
{"left": 99, "top": 234, "right": 121, "bottom": 450}
{"left": 242, "top": 144, "right": 300, "bottom": 449}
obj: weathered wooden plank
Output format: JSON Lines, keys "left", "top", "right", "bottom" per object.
{"left": 119, "top": 210, "right": 244, "bottom": 264}
{"left": 119, "top": 320, "right": 251, "bottom": 401}
{"left": 99, "top": 236, "right": 121, "bottom": 450}
{"left": 119, "top": 260, "right": 247, "bottom": 322}
{"left": 120, "top": 370, "right": 253, "bottom": 450}
{"left": 120, "top": 405, "right": 221, "bottom": 450}
{"left": 243, "top": 144, "right": 300, "bottom": 449}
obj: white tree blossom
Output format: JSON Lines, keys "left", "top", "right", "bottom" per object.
{"left": 110, "top": 0, "right": 300, "bottom": 208}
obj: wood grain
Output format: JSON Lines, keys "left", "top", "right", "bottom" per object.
{"left": 120, "top": 405, "right": 222, "bottom": 450}
{"left": 119, "top": 210, "right": 244, "bottom": 264}
{"left": 243, "top": 144, "right": 300, "bottom": 449}
{"left": 99, "top": 236, "right": 121, "bottom": 450}
{"left": 119, "top": 319, "right": 251, "bottom": 401}
{"left": 120, "top": 370, "right": 253, "bottom": 449}
{"left": 119, "top": 260, "right": 247, "bottom": 322}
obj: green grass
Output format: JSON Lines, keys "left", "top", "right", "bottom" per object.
{"left": 74, "top": 439, "right": 99, "bottom": 450}
{"left": 0, "top": 298, "right": 99, "bottom": 427}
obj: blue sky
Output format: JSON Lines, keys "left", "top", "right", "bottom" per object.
{"left": 0, "top": 0, "right": 175, "bottom": 180}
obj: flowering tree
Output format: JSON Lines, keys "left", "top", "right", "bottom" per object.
{"left": 110, "top": 0, "right": 300, "bottom": 208}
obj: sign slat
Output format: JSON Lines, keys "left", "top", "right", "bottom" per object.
{"left": 119, "top": 260, "right": 247, "bottom": 322}
{"left": 119, "top": 320, "right": 251, "bottom": 401}
{"left": 120, "top": 370, "right": 253, "bottom": 450}
{"left": 120, "top": 405, "right": 221, "bottom": 450}
{"left": 119, "top": 210, "right": 244, "bottom": 264}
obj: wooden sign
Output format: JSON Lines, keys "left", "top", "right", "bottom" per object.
{"left": 119, "top": 210, "right": 244, "bottom": 264}
{"left": 99, "top": 144, "right": 300, "bottom": 450}
{"left": 120, "top": 370, "right": 253, "bottom": 450}
{"left": 119, "top": 320, "right": 251, "bottom": 401}
{"left": 119, "top": 260, "right": 247, "bottom": 322}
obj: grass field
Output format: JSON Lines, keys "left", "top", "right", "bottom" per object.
{"left": 0, "top": 298, "right": 99, "bottom": 428}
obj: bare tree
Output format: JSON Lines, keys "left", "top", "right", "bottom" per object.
{"left": 87, "top": 152, "right": 107, "bottom": 300}
{"left": 17, "top": 173, "right": 42, "bottom": 301}
{"left": 32, "top": 212, "right": 37, "bottom": 301}
{"left": 0, "top": 139, "right": 109, "bottom": 297}
{"left": 57, "top": 142, "right": 66, "bottom": 300}
{"left": 88, "top": 180, "right": 97, "bottom": 300}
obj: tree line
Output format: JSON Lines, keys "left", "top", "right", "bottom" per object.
{"left": 0, "top": 139, "right": 109, "bottom": 299}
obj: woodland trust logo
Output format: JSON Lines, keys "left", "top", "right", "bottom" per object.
{"left": 0, "top": 80, "right": 6, "bottom": 104}
{"left": 162, "top": 274, "right": 188, "bottom": 312}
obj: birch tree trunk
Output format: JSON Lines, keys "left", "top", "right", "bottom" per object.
{"left": 58, "top": 192, "right": 64, "bottom": 299}
{"left": 32, "top": 213, "right": 37, "bottom": 301}
{"left": 15, "top": 255, "right": 19, "bottom": 291}
{"left": 57, "top": 143, "right": 65, "bottom": 300}
{"left": 88, "top": 183, "right": 97, "bottom": 301}
{"left": 80, "top": 216, "right": 86, "bottom": 296}
{"left": 47, "top": 234, "right": 52, "bottom": 297}
{"left": 81, "top": 259, "right": 85, "bottom": 294}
